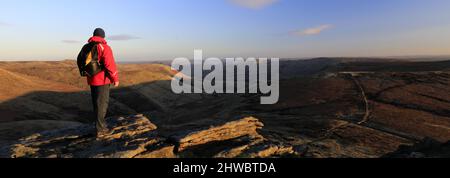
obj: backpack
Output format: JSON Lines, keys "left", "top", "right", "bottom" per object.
{"left": 77, "top": 42, "right": 105, "bottom": 77}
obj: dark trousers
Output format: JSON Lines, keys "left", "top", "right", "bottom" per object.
{"left": 90, "top": 85, "right": 110, "bottom": 132}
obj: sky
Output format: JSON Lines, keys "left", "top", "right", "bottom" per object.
{"left": 1, "top": 0, "right": 450, "bottom": 61}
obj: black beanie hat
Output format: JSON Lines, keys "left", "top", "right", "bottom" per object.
{"left": 93, "top": 28, "right": 106, "bottom": 38}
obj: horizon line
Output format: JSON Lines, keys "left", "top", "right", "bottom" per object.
{"left": 1, "top": 54, "right": 450, "bottom": 63}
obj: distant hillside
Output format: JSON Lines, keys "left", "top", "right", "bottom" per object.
{"left": 0, "top": 59, "right": 449, "bottom": 158}
{"left": 279, "top": 58, "right": 450, "bottom": 78}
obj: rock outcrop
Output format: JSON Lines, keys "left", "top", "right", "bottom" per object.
{"left": 169, "top": 117, "right": 264, "bottom": 152}
{"left": 383, "top": 138, "right": 450, "bottom": 158}
{"left": 1, "top": 115, "right": 172, "bottom": 158}
{"left": 1, "top": 114, "right": 296, "bottom": 158}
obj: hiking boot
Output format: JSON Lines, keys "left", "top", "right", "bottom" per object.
{"left": 96, "top": 129, "right": 114, "bottom": 138}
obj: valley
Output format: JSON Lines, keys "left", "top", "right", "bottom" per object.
{"left": 0, "top": 58, "right": 449, "bottom": 158}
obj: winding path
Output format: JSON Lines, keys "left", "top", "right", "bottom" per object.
{"left": 341, "top": 72, "right": 371, "bottom": 124}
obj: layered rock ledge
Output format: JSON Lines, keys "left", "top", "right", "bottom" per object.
{"left": 1, "top": 115, "right": 295, "bottom": 158}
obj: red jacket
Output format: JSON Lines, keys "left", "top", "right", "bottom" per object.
{"left": 86, "top": 36, "right": 119, "bottom": 86}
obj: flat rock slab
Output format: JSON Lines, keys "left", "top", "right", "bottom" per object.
{"left": 2, "top": 115, "right": 165, "bottom": 158}
{"left": 169, "top": 117, "right": 264, "bottom": 152}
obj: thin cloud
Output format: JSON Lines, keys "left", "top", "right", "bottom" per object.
{"left": 291, "top": 24, "right": 334, "bottom": 36}
{"left": 229, "top": 0, "right": 279, "bottom": 10}
{"left": 0, "top": 22, "right": 12, "bottom": 26}
{"left": 108, "top": 34, "right": 141, "bottom": 41}
{"left": 61, "top": 40, "right": 80, "bottom": 44}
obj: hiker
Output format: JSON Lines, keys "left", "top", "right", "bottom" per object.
{"left": 77, "top": 28, "right": 119, "bottom": 137}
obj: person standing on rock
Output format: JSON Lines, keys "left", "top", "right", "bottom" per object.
{"left": 77, "top": 28, "right": 119, "bottom": 137}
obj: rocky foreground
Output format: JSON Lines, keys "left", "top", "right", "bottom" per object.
{"left": 1, "top": 114, "right": 447, "bottom": 158}
{"left": 0, "top": 115, "right": 297, "bottom": 158}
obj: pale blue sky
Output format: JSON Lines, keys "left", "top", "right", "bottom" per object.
{"left": 1, "top": 0, "right": 450, "bottom": 61}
